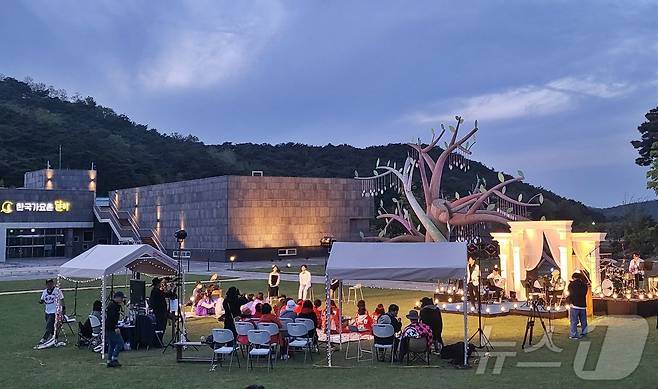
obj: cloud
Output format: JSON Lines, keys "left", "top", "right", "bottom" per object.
{"left": 547, "top": 76, "right": 631, "bottom": 98}
{"left": 138, "top": 1, "right": 285, "bottom": 90}
{"left": 405, "top": 76, "right": 633, "bottom": 125}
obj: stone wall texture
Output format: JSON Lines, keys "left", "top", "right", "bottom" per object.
{"left": 115, "top": 176, "right": 372, "bottom": 258}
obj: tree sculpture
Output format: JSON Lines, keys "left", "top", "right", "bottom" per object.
{"left": 355, "top": 116, "right": 544, "bottom": 242}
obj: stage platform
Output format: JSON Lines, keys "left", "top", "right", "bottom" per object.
{"left": 593, "top": 296, "right": 658, "bottom": 317}
{"left": 438, "top": 301, "right": 568, "bottom": 319}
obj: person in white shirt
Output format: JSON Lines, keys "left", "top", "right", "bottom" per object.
{"left": 39, "top": 279, "right": 64, "bottom": 344}
{"left": 629, "top": 252, "right": 645, "bottom": 290}
{"left": 486, "top": 266, "right": 505, "bottom": 302}
{"left": 467, "top": 257, "right": 480, "bottom": 306}
{"left": 298, "top": 265, "right": 312, "bottom": 300}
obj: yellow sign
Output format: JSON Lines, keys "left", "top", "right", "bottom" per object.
{"left": 1, "top": 201, "right": 13, "bottom": 214}
{"left": 0, "top": 200, "right": 71, "bottom": 213}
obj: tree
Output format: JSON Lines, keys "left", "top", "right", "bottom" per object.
{"left": 631, "top": 106, "right": 658, "bottom": 166}
{"left": 356, "top": 116, "right": 543, "bottom": 242}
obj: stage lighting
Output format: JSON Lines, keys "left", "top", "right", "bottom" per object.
{"left": 174, "top": 229, "right": 187, "bottom": 242}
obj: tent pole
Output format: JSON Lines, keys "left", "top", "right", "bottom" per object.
{"left": 325, "top": 271, "right": 332, "bottom": 367}
{"left": 338, "top": 281, "right": 343, "bottom": 348}
{"left": 73, "top": 281, "right": 78, "bottom": 317}
{"left": 101, "top": 276, "right": 106, "bottom": 360}
{"left": 463, "top": 264, "right": 468, "bottom": 366}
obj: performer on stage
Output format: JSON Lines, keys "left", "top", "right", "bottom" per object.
{"left": 467, "top": 257, "right": 480, "bottom": 306}
{"left": 298, "top": 264, "right": 312, "bottom": 300}
{"left": 486, "top": 266, "right": 505, "bottom": 302}
{"left": 268, "top": 265, "right": 281, "bottom": 301}
{"left": 38, "top": 279, "right": 64, "bottom": 344}
{"left": 549, "top": 269, "right": 565, "bottom": 291}
{"left": 629, "top": 252, "right": 645, "bottom": 290}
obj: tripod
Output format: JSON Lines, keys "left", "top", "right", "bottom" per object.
{"left": 521, "top": 300, "right": 553, "bottom": 349}
{"left": 468, "top": 260, "right": 493, "bottom": 351}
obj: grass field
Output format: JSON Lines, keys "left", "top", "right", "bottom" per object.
{"left": 1, "top": 278, "right": 657, "bottom": 389}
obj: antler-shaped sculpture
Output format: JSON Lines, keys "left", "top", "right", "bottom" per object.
{"left": 356, "top": 116, "right": 543, "bottom": 242}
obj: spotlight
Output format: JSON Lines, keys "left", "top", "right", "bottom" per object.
{"left": 485, "top": 307, "right": 490, "bottom": 313}
{"left": 434, "top": 299, "right": 439, "bottom": 304}
{"left": 448, "top": 297, "right": 453, "bottom": 303}
{"left": 435, "top": 288, "right": 440, "bottom": 293}
{"left": 174, "top": 229, "right": 187, "bottom": 242}
{"left": 500, "top": 306, "right": 506, "bottom": 312}
{"left": 513, "top": 303, "right": 518, "bottom": 309}
{"left": 442, "top": 304, "right": 447, "bottom": 309}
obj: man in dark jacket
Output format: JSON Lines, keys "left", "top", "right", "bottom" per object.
{"left": 149, "top": 278, "right": 176, "bottom": 335}
{"left": 419, "top": 297, "right": 443, "bottom": 351}
{"left": 375, "top": 303, "right": 402, "bottom": 359}
{"left": 567, "top": 271, "right": 588, "bottom": 339}
{"left": 106, "top": 291, "right": 125, "bottom": 367}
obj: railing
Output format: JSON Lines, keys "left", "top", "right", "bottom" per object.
{"left": 101, "top": 201, "right": 166, "bottom": 252}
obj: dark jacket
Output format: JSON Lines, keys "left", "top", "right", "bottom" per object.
{"left": 105, "top": 301, "right": 121, "bottom": 332}
{"left": 567, "top": 277, "right": 588, "bottom": 308}
{"left": 149, "top": 287, "right": 174, "bottom": 315}
{"left": 420, "top": 305, "right": 444, "bottom": 344}
{"left": 379, "top": 312, "right": 402, "bottom": 333}
{"left": 222, "top": 298, "right": 241, "bottom": 335}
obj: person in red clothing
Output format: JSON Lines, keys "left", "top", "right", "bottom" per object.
{"left": 293, "top": 299, "right": 303, "bottom": 314}
{"left": 353, "top": 300, "right": 373, "bottom": 334}
{"left": 313, "top": 299, "right": 323, "bottom": 324}
{"left": 322, "top": 300, "right": 341, "bottom": 334}
{"left": 372, "top": 303, "right": 385, "bottom": 322}
{"left": 259, "top": 303, "right": 286, "bottom": 356}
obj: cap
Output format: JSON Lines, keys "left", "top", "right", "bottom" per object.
{"left": 113, "top": 291, "right": 126, "bottom": 299}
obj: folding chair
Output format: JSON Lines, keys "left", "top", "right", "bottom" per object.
{"left": 247, "top": 330, "right": 275, "bottom": 371}
{"left": 287, "top": 323, "right": 313, "bottom": 363}
{"left": 406, "top": 337, "right": 430, "bottom": 365}
{"left": 295, "top": 318, "right": 318, "bottom": 352}
{"left": 372, "top": 324, "right": 395, "bottom": 365}
{"left": 63, "top": 315, "right": 76, "bottom": 336}
{"left": 210, "top": 329, "right": 240, "bottom": 372}
{"left": 88, "top": 315, "right": 102, "bottom": 352}
{"left": 257, "top": 322, "right": 281, "bottom": 361}
{"left": 235, "top": 321, "right": 255, "bottom": 357}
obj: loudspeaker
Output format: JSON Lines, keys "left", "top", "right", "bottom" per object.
{"left": 130, "top": 279, "right": 146, "bottom": 304}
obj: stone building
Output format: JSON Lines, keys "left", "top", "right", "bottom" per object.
{"left": 114, "top": 175, "right": 373, "bottom": 261}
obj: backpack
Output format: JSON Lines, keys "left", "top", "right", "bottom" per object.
{"left": 440, "top": 341, "right": 475, "bottom": 364}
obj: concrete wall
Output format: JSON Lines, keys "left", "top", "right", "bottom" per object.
{"left": 24, "top": 169, "right": 96, "bottom": 192}
{"left": 227, "top": 176, "right": 371, "bottom": 249}
{"left": 115, "top": 175, "right": 373, "bottom": 261}
{"left": 114, "top": 176, "right": 229, "bottom": 255}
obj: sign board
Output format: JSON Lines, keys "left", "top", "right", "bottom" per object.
{"left": 172, "top": 250, "right": 191, "bottom": 259}
{"left": 1, "top": 199, "right": 71, "bottom": 214}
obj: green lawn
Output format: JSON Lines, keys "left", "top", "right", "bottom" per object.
{"left": 1, "top": 278, "right": 657, "bottom": 389}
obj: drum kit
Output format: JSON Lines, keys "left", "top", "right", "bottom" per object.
{"left": 599, "top": 259, "right": 640, "bottom": 297}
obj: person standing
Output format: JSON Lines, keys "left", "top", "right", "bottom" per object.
{"left": 222, "top": 287, "right": 242, "bottom": 337}
{"left": 298, "top": 265, "right": 312, "bottom": 300}
{"left": 567, "top": 271, "right": 588, "bottom": 339}
{"left": 268, "top": 265, "right": 281, "bottom": 301}
{"left": 149, "top": 278, "right": 176, "bottom": 337}
{"left": 467, "top": 257, "right": 480, "bottom": 306}
{"left": 105, "top": 291, "right": 125, "bottom": 367}
{"left": 419, "top": 297, "right": 443, "bottom": 351}
{"left": 38, "top": 279, "right": 64, "bottom": 344}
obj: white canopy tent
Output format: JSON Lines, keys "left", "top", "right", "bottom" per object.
{"left": 59, "top": 244, "right": 179, "bottom": 358}
{"left": 324, "top": 242, "right": 470, "bottom": 366}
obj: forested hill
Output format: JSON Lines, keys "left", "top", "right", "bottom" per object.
{"left": 0, "top": 76, "right": 601, "bottom": 228}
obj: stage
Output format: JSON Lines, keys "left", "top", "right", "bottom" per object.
{"left": 593, "top": 296, "right": 658, "bottom": 317}
{"left": 438, "top": 301, "right": 569, "bottom": 319}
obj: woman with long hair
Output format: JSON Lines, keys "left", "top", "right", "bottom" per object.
{"left": 222, "top": 286, "right": 241, "bottom": 337}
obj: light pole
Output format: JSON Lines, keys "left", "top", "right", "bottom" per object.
{"left": 229, "top": 255, "right": 236, "bottom": 270}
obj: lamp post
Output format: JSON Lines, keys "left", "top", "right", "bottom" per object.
{"left": 229, "top": 255, "right": 236, "bottom": 270}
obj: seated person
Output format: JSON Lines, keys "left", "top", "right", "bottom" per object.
{"left": 293, "top": 299, "right": 304, "bottom": 314}
{"left": 298, "top": 300, "right": 320, "bottom": 342}
{"left": 195, "top": 292, "right": 216, "bottom": 317}
{"left": 352, "top": 300, "right": 373, "bottom": 333}
{"left": 191, "top": 282, "right": 204, "bottom": 307}
{"left": 253, "top": 303, "right": 263, "bottom": 319}
{"left": 322, "top": 300, "right": 341, "bottom": 334}
{"left": 259, "top": 303, "right": 285, "bottom": 351}
{"left": 240, "top": 292, "right": 264, "bottom": 315}
{"left": 313, "top": 299, "right": 323, "bottom": 323}
{"left": 419, "top": 297, "right": 443, "bottom": 351}
{"left": 213, "top": 289, "right": 225, "bottom": 320}
{"left": 398, "top": 310, "right": 433, "bottom": 360}
{"left": 486, "top": 266, "right": 505, "bottom": 301}
{"left": 372, "top": 303, "right": 385, "bottom": 322}
{"left": 375, "top": 304, "right": 401, "bottom": 350}
{"left": 79, "top": 300, "right": 103, "bottom": 340}
{"left": 280, "top": 300, "right": 298, "bottom": 320}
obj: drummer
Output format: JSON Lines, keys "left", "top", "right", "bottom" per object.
{"left": 628, "top": 252, "right": 645, "bottom": 290}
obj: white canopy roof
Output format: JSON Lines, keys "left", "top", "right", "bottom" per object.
{"left": 326, "top": 242, "right": 467, "bottom": 282}
{"left": 59, "top": 244, "right": 178, "bottom": 279}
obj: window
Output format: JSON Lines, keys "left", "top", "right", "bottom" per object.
{"left": 83, "top": 231, "right": 94, "bottom": 242}
{"left": 277, "top": 248, "right": 297, "bottom": 257}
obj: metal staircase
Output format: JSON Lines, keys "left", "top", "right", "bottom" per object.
{"left": 94, "top": 198, "right": 165, "bottom": 252}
